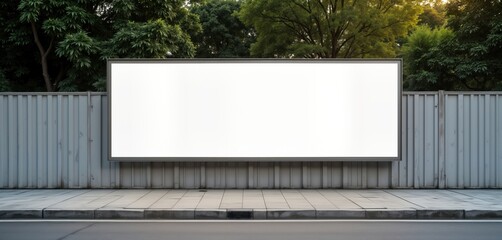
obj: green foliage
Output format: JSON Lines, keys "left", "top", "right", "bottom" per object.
{"left": 192, "top": 0, "right": 255, "bottom": 57}
{"left": 402, "top": 26, "right": 455, "bottom": 90}
{"left": 1, "top": 0, "right": 201, "bottom": 91}
{"left": 0, "top": 1, "right": 42, "bottom": 91}
{"left": 0, "top": 69, "right": 11, "bottom": 92}
{"left": 443, "top": 0, "right": 502, "bottom": 90}
{"left": 239, "top": 0, "right": 422, "bottom": 58}
{"left": 105, "top": 20, "right": 195, "bottom": 59}
{"left": 418, "top": 0, "right": 446, "bottom": 28}
{"left": 402, "top": 0, "right": 502, "bottom": 91}
{"left": 3, "top": 0, "right": 501, "bottom": 92}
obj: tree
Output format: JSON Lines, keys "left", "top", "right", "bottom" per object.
{"left": 443, "top": 0, "right": 502, "bottom": 90}
{"left": 192, "top": 0, "right": 255, "bottom": 57}
{"left": 401, "top": 26, "right": 455, "bottom": 90}
{"left": 402, "top": 0, "right": 502, "bottom": 91}
{"left": 1, "top": 0, "right": 201, "bottom": 92}
{"left": 238, "top": 0, "right": 422, "bottom": 58}
{"left": 418, "top": 0, "right": 446, "bottom": 28}
{"left": 0, "top": 1, "right": 41, "bottom": 91}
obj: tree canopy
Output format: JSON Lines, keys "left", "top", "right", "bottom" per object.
{"left": 402, "top": 0, "right": 502, "bottom": 90}
{"left": 1, "top": 0, "right": 200, "bottom": 91}
{"left": 239, "top": 0, "right": 422, "bottom": 58}
{"left": 0, "top": 0, "right": 501, "bottom": 91}
{"left": 191, "top": 0, "right": 255, "bottom": 57}
{"left": 402, "top": 26, "right": 455, "bottom": 90}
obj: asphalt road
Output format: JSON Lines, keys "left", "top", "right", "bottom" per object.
{"left": 1, "top": 220, "right": 501, "bottom": 240}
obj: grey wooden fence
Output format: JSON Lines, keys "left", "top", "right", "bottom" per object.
{"left": 0, "top": 91, "right": 501, "bottom": 188}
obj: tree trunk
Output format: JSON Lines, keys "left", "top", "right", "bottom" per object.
{"left": 30, "top": 22, "right": 54, "bottom": 92}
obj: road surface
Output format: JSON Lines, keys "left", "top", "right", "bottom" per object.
{"left": 1, "top": 220, "right": 501, "bottom": 240}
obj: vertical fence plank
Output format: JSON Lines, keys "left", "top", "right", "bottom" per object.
{"left": 479, "top": 95, "right": 485, "bottom": 187}
{"left": 303, "top": 162, "right": 309, "bottom": 188}
{"left": 457, "top": 94, "right": 464, "bottom": 188}
{"left": 278, "top": 162, "right": 289, "bottom": 188}
{"left": 47, "top": 95, "right": 56, "bottom": 188}
{"left": 174, "top": 162, "right": 180, "bottom": 189}
{"left": 438, "top": 91, "right": 447, "bottom": 188}
{"left": 150, "top": 162, "right": 163, "bottom": 188}
{"left": 78, "top": 95, "right": 88, "bottom": 188}
{"left": 8, "top": 95, "right": 17, "bottom": 188}
{"left": 463, "top": 95, "right": 471, "bottom": 187}
{"left": 248, "top": 163, "right": 254, "bottom": 189}
{"left": 330, "top": 162, "right": 342, "bottom": 188}
{"left": 36, "top": 95, "right": 45, "bottom": 187}
{"left": 471, "top": 95, "right": 479, "bottom": 187}
{"left": 497, "top": 95, "right": 502, "bottom": 187}
{"left": 378, "top": 162, "right": 391, "bottom": 188}
{"left": 322, "top": 162, "right": 328, "bottom": 188}
{"left": 18, "top": 96, "right": 27, "bottom": 188}
{"left": 100, "top": 95, "right": 111, "bottom": 188}
{"left": 200, "top": 162, "right": 206, "bottom": 189}
{"left": 27, "top": 95, "right": 35, "bottom": 187}
{"left": 0, "top": 96, "right": 8, "bottom": 187}
{"left": 90, "top": 95, "right": 102, "bottom": 188}
{"left": 424, "top": 94, "right": 435, "bottom": 187}
{"left": 68, "top": 95, "right": 75, "bottom": 188}
{"left": 433, "top": 94, "right": 439, "bottom": 187}
{"left": 406, "top": 95, "right": 414, "bottom": 188}
{"left": 274, "top": 163, "right": 280, "bottom": 188}
{"left": 484, "top": 95, "right": 490, "bottom": 187}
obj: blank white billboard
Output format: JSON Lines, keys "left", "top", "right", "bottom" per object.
{"left": 108, "top": 59, "right": 401, "bottom": 161}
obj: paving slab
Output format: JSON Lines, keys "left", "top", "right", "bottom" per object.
{"left": 125, "top": 190, "right": 168, "bottom": 209}
{"left": 301, "top": 190, "right": 337, "bottom": 209}
{"left": 242, "top": 190, "right": 266, "bottom": 209}
{"left": 172, "top": 190, "right": 204, "bottom": 209}
{"left": 263, "top": 190, "right": 289, "bottom": 209}
{"left": 282, "top": 190, "right": 314, "bottom": 209}
{"left": 196, "top": 190, "right": 224, "bottom": 209}
{"left": 150, "top": 190, "right": 186, "bottom": 209}
{"left": 318, "top": 190, "right": 361, "bottom": 209}
{"left": 220, "top": 190, "right": 243, "bottom": 209}
{"left": 100, "top": 190, "right": 151, "bottom": 209}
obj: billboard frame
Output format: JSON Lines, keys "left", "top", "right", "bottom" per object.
{"left": 107, "top": 58, "right": 402, "bottom": 162}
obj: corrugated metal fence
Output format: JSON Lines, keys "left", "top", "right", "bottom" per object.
{"left": 1, "top": 91, "right": 501, "bottom": 189}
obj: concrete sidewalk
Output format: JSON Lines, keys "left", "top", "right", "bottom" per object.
{"left": 1, "top": 189, "right": 501, "bottom": 220}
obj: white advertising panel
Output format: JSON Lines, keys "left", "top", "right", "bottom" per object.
{"left": 108, "top": 59, "right": 401, "bottom": 161}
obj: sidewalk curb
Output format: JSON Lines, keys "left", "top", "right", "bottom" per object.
{"left": 465, "top": 210, "right": 502, "bottom": 219}
{"left": 95, "top": 209, "right": 144, "bottom": 219}
{"left": 416, "top": 210, "right": 464, "bottom": 219}
{"left": 43, "top": 209, "right": 94, "bottom": 219}
{"left": 0, "top": 210, "right": 42, "bottom": 219}
{"left": 2, "top": 209, "right": 502, "bottom": 220}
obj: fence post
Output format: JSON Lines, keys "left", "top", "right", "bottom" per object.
{"left": 438, "top": 90, "right": 446, "bottom": 188}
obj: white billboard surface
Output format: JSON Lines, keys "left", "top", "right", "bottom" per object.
{"left": 109, "top": 60, "right": 401, "bottom": 161}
